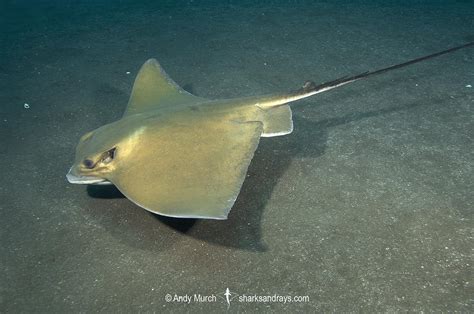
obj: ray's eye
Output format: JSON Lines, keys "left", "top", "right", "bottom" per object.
{"left": 102, "top": 147, "right": 116, "bottom": 164}
{"left": 83, "top": 159, "right": 94, "bottom": 169}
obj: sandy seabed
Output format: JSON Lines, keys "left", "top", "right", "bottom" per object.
{"left": 1, "top": 0, "right": 473, "bottom": 312}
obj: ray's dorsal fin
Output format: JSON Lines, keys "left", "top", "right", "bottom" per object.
{"left": 124, "top": 59, "right": 205, "bottom": 116}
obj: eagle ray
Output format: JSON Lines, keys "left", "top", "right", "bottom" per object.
{"left": 67, "top": 42, "right": 473, "bottom": 219}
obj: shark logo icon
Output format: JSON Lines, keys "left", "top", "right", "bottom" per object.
{"left": 218, "top": 288, "right": 238, "bottom": 309}
{"left": 224, "top": 288, "right": 232, "bottom": 308}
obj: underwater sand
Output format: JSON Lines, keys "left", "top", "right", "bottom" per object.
{"left": 1, "top": 0, "right": 473, "bottom": 311}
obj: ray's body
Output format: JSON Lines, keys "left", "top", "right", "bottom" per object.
{"left": 67, "top": 42, "right": 473, "bottom": 219}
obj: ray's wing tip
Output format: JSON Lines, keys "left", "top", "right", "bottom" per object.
{"left": 144, "top": 58, "right": 159, "bottom": 64}
{"left": 211, "top": 215, "right": 229, "bottom": 220}
{"left": 139, "top": 205, "right": 231, "bottom": 220}
{"left": 141, "top": 58, "right": 162, "bottom": 70}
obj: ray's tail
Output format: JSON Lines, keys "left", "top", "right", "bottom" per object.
{"left": 256, "top": 41, "right": 474, "bottom": 109}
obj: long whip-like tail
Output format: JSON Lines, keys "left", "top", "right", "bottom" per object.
{"left": 256, "top": 41, "right": 474, "bottom": 109}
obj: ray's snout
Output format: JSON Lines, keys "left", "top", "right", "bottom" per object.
{"left": 66, "top": 166, "right": 111, "bottom": 185}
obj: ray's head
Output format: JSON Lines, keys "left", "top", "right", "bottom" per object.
{"left": 66, "top": 121, "right": 145, "bottom": 185}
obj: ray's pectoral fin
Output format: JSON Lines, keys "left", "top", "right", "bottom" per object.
{"left": 107, "top": 116, "right": 263, "bottom": 219}
{"left": 124, "top": 59, "right": 206, "bottom": 116}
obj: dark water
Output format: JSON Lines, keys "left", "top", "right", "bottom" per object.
{"left": 1, "top": 1, "right": 473, "bottom": 312}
